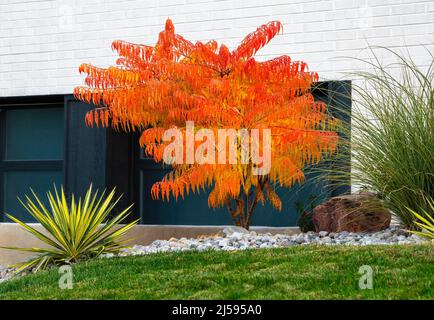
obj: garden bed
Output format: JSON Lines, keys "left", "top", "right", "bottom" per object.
{"left": 115, "top": 226, "right": 426, "bottom": 257}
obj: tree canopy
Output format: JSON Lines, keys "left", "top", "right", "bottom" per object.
{"left": 74, "top": 18, "right": 338, "bottom": 228}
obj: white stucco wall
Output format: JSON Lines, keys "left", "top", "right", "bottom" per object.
{"left": 0, "top": 0, "right": 433, "bottom": 97}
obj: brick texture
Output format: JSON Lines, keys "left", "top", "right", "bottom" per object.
{"left": 0, "top": 0, "right": 433, "bottom": 96}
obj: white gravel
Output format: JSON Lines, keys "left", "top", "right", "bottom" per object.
{"left": 111, "top": 226, "right": 428, "bottom": 258}
{"left": 0, "top": 266, "right": 15, "bottom": 284}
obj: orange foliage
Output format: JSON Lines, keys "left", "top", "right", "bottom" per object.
{"left": 74, "top": 18, "right": 339, "bottom": 228}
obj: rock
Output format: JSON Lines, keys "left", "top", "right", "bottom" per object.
{"left": 222, "top": 226, "right": 250, "bottom": 236}
{"left": 321, "top": 236, "right": 332, "bottom": 243}
{"left": 312, "top": 192, "right": 391, "bottom": 232}
{"left": 395, "top": 229, "right": 407, "bottom": 236}
{"left": 229, "top": 232, "right": 245, "bottom": 240}
{"left": 0, "top": 265, "right": 17, "bottom": 283}
{"left": 189, "top": 243, "right": 198, "bottom": 249}
{"left": 339, "top": 231, "right": 349, "bottom": 238}
{"left": 318, "top": 231, "right": 328, "bottom": 237}
{"left": 295, "top": 235, "right": 305, "bottom": 244}
{"left": 218, "top": 239, "right": 230, "bottom": 247}
{"left": 397, "top": 235, "right": 407, "bottom": 241}
{"left": 379, "top": 230, "right": 392, "bottom": 239}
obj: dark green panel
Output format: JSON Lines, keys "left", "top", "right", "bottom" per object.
{"left": 139, "top": 166, "right": 331, "bottom": 226}
{"left": 5, "top": 108, "right": 64, "bottom": 160}
{"left": 139, "top": 168, "right": 232, "bottom": 225}
{"left": 65, "top": 98, "right": 107, "bottom": 198}
{"left": 3, "top": 170, "right": 63, "bottom": 222}
{"left": 106, "top": 130, "right": 134, "bottom": 218}
{"left": 328, "top": 80, "right": 352, "bottom": 196}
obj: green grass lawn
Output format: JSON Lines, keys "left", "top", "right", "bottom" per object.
{"left": 0, "top": 245, "right": 433, "bottom": 300}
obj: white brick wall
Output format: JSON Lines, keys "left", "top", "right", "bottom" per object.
{"left": 0, "top": 0, "right": 433, "bottom": 96}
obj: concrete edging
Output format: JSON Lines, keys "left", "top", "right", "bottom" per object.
{"left": 0, "top": 223, "right": 300, "bottom": 265}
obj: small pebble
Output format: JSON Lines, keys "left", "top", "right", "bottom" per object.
{"left": 318, "top": 231, "right": 328, "bottom": 237}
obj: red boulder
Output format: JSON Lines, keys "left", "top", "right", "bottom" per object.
{"left": 312, "top": 192, "right": 391, "bottom": 232}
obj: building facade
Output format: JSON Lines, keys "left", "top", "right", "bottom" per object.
{"left": 0, "top": 0, "right": 433, "bottom": 225}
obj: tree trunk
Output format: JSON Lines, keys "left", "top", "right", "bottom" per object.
{"left": 246, "top": 179, "right": 267, "bottom": 229}
{"left": 225, "top": 178, "right": 268, "bottom": 230}
{"left": 225, "top": 198, "right": 241, "bottom": 227}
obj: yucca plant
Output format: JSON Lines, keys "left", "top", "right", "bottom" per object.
{"left": 407, "top": 197, "right": 434, "bottom": 239}
{"left": 1, "top": 185, "right": 138, "bottom": 273}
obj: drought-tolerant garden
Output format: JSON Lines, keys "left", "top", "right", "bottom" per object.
{"left": 0, "top": 19, "right": 433, "bottom": 300}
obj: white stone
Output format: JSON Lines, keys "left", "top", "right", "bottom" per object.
{"left": 222, "top": 226, "right": 250, "bottom": 236}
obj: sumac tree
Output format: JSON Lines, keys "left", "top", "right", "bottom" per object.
{"left": 74, "top": 19, "right": 338, "bottom": 229}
